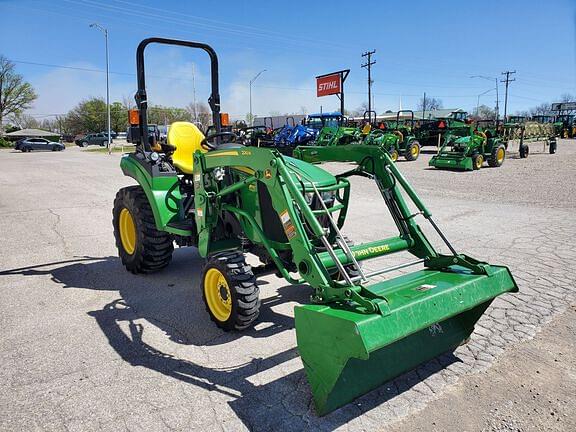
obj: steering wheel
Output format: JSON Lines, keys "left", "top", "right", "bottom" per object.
{"left": 200, "top": 132, "right": 238, "bottom": 150}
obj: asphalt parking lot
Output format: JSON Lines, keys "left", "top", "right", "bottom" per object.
{"left": 1, "top": 142, "right": 575, "bottom": 431}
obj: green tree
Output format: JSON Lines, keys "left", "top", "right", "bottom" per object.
{"left": 66, "top": 97, "right": 107, "bottom": 134}
{"left": 147, "top": 105, "right": 192, "bottom": 125}
{"left": 110, "top": 102, "right": 127, "bottom": 133}
{"left": 0, "top": 56, "right": 37, "bottom": 133}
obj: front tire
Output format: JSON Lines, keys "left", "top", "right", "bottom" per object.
{"left": 389, "top": 148, "right": 399, "bottom": 162}
{"left": 472, "top": 153, "right": 483, "bottom": 170}
{"left": 113, "top": 186, "right": 173, "bottom": 274}
{"left": 202, "top": 252, "right": 260, "bottom": 331}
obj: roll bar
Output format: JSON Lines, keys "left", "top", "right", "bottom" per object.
{"left": 135, "top": 38, "right": 221, "bottom": 152}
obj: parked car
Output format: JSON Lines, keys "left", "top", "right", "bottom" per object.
{"left": 116, "top": 131, "right": 127, "bottom": 140}
{"left": 15, "top": 137, "right": 65, "bottom": 152}
{"left": 100, "top": 130, "right": 118, "bottom": 139}
{"left": 75, "top": 133, "right": 113, "bottom": 147}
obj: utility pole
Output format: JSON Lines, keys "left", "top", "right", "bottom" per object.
{"left": 89, "top": 23, "right": 111, "bottom": 154}
{"left": 422, "top": 92, "right": 426, "bottom": 119}
{"left": 192, "top": 63, "right": 197, "bottom": 123}
{"left": 501, "top": 70, "right": 516, "bottom": 121}
{"left": 361, "top": 50, "right": 376, "bottom": 114}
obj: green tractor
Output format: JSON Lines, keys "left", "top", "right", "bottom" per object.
{"left": 554, "top": 114, "right": 575, "bottom": 138}
{"left": 417, "top": 110, "right": 470, "bottom": 147}
{"left": 311, "top": 111, "right": 419, "bottom": 163}
{"left": 388, "top": 110, "right": 422, "bottom": 161}
{"left": 113, "top": 38, "right": 517, "bottom": 415}
{"left": 429, "top": 125, "right": 507, "bottom": 170}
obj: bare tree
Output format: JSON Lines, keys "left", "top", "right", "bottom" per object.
{"left": 0, "top": 56, "right": 37, "bottom": 133}
{"left": 122, "top": 95, "right": 135, "bottom": 109}
{"left": 529, "top": 103, "right": 551, "bottom": 116}
{"left": 417, "top": 96, "right": 442, "bottom": 112}
{"left": 469, "top": 105, "right": 497, "bottom": 121}
{"left": 9, "top": 112, "right": 39, "bottom": 129}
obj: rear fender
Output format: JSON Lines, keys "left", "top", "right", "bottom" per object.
{"left": 120, "top": 154, "right": 183, "bottom": 231}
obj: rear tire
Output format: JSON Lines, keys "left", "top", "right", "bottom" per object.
{"left": 202, "top": 252, "right": 260, "bottom": 331}
{"left": 113, "top": 186, "right": 173, "bottom": 274}
{"left": 549, "top": 140, "right": 557, "bottom": 154}
{"left": 404, "top": 140, "right": 421, "bottom": 161}
{"left": 488, "top": 144, "right": 506, "bottom": 167}
{"left": 519, "top": 144, "right": 529, "bottom": 158}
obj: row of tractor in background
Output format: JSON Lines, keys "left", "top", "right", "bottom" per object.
{"left": 214, "top": 109, "right": 574, "bottom": 171}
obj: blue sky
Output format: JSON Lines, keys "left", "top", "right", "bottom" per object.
{"left": 1, "top": 0, "right": 575, "bottom": 120}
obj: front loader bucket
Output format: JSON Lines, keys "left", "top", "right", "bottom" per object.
{"left": 295, "top": 264, "right": 517, "bottom": 415}
{"left": 429, "top": 153, "right": 473, "bottom": 170}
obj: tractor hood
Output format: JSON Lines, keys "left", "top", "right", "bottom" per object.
{"left": 283, "top": 156, "right": 337, "bottom": 188}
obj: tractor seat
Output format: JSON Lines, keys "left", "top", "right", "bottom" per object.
{"left": 167, "top": 122, "right": 207, "bottom": 174}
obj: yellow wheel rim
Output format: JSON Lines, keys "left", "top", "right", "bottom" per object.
{"left": 411, "top": 145, "right": 419, "bottom": 157}
{"left": 476, "top": 155, "right": 483, "bottom": 169}
{"left": 391, "top": 151, "right": 398, "bottom": 162}
{"left": 204, "top": 268, "right": 232, "bottom": 322}
{"left": 496, "top": 147, "right": 505, "bottom": 163}
{"left": 119, "top": 208, "right": 137, "bottom": 255}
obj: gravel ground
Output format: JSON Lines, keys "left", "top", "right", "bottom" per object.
{"left": 0, "top": 140, "right": 575, "bottom": 431}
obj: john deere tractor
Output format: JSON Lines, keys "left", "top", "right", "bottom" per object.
{"left": 388, "top": 110, "right": 421, "bottom": 161}
{"left": 113, "top": 38, "right": 517, "bottom": 415}
{"left": 429, "top": 125, "right": 507, "bottom": 170}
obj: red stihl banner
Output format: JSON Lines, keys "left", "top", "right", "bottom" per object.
{"left": 316, "top": 73, "right": 341, "bottom": 97}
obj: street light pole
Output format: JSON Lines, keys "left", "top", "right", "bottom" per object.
{"left": 477, "top": 88, "right": 494, "bottom": 116}
{"left": 471, "top": 75, "right": 499, "bottom": 121}
{"left": 90, "top": 23, "right": 111, "bottom": 153}
{"left": 249, "top": 69, "right": 266, "bottom": 126}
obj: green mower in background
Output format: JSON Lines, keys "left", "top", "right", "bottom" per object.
{"left": 429, "top": 125, "right": 507, "bottom": 171}
{"left": 113, "top": 38, "right": 518, "bottom": 415}
{"left": 502, "top": 116, "right": 557, "bottom": 157}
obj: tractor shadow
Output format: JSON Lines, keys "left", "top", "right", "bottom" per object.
{"left": 1, "top": 253, "right": 460, "bottom": 430}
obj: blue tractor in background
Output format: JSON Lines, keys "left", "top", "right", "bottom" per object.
{"left": 269, "top": 112, "right": 345, "bottom": 155}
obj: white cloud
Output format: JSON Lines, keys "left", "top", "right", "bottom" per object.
{"left": 28, "top": 62, "right": 131, "bottom": 116}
